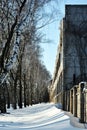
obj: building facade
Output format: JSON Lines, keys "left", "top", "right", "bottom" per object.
{"left": 49, "top": 5, "right": 87, "bottom": 122}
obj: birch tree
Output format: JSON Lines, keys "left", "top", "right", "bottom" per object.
{"left": 0, "top": 0, "right": 58, "bottom": 112}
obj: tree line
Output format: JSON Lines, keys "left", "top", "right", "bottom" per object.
{"left": 0, "top": 0, "right": 59, "bottom": 113}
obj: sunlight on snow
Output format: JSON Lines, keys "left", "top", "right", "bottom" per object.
{"left": 0, "top": 103, "right": 86, "bottom": 130}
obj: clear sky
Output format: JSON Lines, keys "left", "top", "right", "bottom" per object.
{"left": 41, "top": 0, "right": 87, "bottom": 77}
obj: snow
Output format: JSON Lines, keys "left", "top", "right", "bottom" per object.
{"left": 0, "top": 103, "right": 85, "bottom": 130}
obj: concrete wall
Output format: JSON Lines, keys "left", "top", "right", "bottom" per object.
{"left": 49, "top": 5, "right": 87, "bottom": 123}
{"left": 64, "top": 5, "right": 87, "bottom": 90}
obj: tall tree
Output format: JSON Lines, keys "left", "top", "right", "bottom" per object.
{"left": 0, "top": 0, "right": 58, "bottom": 112}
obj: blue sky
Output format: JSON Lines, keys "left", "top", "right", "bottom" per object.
{"left": 41, "top": 0, "right": 87, "bottom": 76}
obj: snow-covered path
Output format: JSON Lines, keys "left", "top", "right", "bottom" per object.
{"left": 0, "top": 103, "right": 86, "bottom": 130}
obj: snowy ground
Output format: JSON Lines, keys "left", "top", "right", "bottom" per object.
{"left": 0, "top": 103, "right": 86, "bottom": 130}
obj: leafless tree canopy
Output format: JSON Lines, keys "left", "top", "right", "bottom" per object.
{"left": 0, "top": 0, "right": 60, "bottom": 112}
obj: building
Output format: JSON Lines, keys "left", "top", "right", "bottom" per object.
{"left": 49, "top": 5, "right": 87, "bottom": 122}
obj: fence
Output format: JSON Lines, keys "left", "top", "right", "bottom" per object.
{"left": 70, "top": 82, "right": 87, "bottom": 123}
